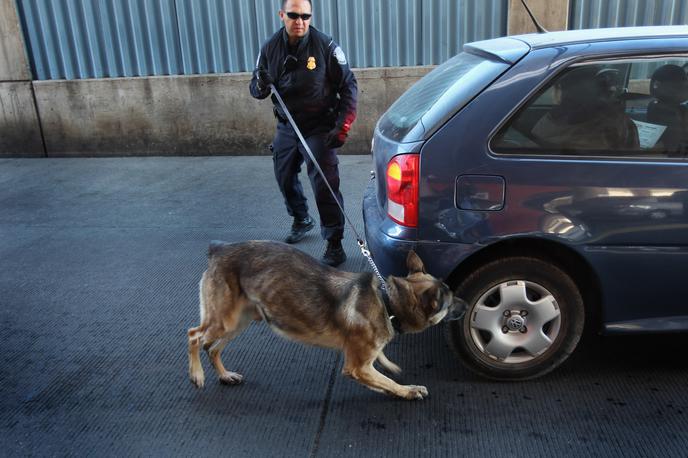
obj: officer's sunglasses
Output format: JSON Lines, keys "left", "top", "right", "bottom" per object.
{"left": 285, "top": 12, "right": 312, "bottom": 20}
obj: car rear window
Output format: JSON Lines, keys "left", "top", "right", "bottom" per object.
{"left": 492, "top": 57, "right": 688, "bottom": 158}
{"left": 377, "top": 51, "right": 511, "bottom": 143}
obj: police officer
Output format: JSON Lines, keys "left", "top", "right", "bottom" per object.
{"left": 249, "top": 0, "right": 357, "bottom": 267}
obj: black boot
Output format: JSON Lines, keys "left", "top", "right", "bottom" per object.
{"left": 284, "top": 215, "right": 315, "bottom": 244}
{"left": 322, "top": 239, "right": 346, "bottom": 267}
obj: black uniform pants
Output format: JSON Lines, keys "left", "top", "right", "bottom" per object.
{"left": 271, "top": 121, "right": 344, "bottom": 241}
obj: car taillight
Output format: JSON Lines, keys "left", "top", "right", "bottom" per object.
{"left": 386, "top": 154, "right": 419, "bottom": 227}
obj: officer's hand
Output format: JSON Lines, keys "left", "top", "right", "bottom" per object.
{"left": 326, "top": 124, "right": 350, "bottom": 149}
{"left": 256, "top": 67, "right": 273, "bottom": 91}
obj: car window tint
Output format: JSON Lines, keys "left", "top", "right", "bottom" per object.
{"left": 492, "top": 57, "right": 688, "bottom": 159}
{"left": 378, "top": 51, "right": 509, "bottom": 143}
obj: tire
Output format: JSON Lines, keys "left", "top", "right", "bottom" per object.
{"left": 446, "top": 256, "right": 584, "bottom": 381}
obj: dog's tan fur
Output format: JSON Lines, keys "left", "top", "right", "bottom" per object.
{"left": 187, "top": 240, "right": 461, "bottom": 400}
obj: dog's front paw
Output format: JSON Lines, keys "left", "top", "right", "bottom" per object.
{"left": 219, "top": 371, "right": 244, "bottom": 385}
{"left": 189, "top": 372, "right": 205, "bottom": 389}
{"left": 404, "top": 385, "right": 428, "bottom": 400}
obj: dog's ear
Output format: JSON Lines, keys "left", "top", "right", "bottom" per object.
{"left": 406, "top": 250, "right": 426, "bottom": 274}
{"left": 420, "top": 284, "right": 451, "bottom": 313}
{"left": 424, "top": 285, "right": 442, "bottom": 310}
{"left": 388, "top": 276, "right": 412, "bottom": 299}
{"left": 433, "top": 286, "right": 443, "bottom": 310}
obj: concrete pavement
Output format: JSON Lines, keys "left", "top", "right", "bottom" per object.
{"left": 1, "top": 156, "right": 687, "bottom": 457}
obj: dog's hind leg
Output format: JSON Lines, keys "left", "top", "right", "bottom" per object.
{"left": 188, "top": 324, "right": 207, "bottom": 388}
{"left": 376, "top": 351, "right": 402, "bottom": 375}
{"left": 207, "top": 312, "right": 252, "bottom": 385}
{"left": 188, "top": 271, "right": 215, "bottom": 388}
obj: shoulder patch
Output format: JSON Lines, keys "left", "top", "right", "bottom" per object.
{"left": 333, "top": 46, "right": 347, "bottom": 65}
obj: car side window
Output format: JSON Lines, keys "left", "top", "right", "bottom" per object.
{"left": 492, "top": 57, "right": 688, "bottom": 159}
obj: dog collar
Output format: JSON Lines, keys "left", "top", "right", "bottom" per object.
{"left": 379, "top": 287, "right": 403, "bottom": 334}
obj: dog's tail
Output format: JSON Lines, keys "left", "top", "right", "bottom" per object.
{"left": 208, "top": 240, "right": 230, "bottom": 258}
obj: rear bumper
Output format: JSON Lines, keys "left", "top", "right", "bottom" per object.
{"left": 363, "top": 179, "right": 476, "bottom": 279}
{"left": 362, "top": 179, "right": 417, "bottom": 277}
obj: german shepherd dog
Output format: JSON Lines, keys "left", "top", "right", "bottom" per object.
{"left": 187, "top": 240, "right": 466, "bottom": 400}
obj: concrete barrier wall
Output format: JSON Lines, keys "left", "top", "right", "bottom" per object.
{"left": 0, "top": 82, "right": 43, "bottom": 155}
{"left": 6, "top": 0, "right": 430, "bottom": 158}
{"left": 32, "top": 66, "right": 432, "bottom": 157}
{"left": 0, "top": 0, "right": 43, "bottom": 157}
{"left": 2, "top": 0, "right": 566, "bottom": 157}
{"left": 0, "top": 0, "right": 30, "bottom": 81}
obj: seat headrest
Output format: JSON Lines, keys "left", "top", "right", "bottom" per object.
{"left": 650, "top": 64, "right": 688, "bottom": 104}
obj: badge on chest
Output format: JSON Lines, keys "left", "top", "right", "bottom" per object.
{"left": 307, "top": 57, "right": 316, "bottom": 70}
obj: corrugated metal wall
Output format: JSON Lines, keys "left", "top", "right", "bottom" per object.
{"left": 335, "top": 0, "right": 506, "bottom": 68}
{"left": 18, "top": 0, "right": 184, "bottom": 80}
{"left": 16, "top": 0, "right": 507, "bottom": 81}
{"left": 570, "top": 0, "right": 688, "bottom": 29}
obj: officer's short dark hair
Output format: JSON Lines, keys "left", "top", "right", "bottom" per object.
{"left": 282, "top": 0, "right": 312, "bottom": 9}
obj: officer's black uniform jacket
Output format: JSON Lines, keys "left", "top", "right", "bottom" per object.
{"left": 250, "top": 26, "right": 357, "bottom": 137}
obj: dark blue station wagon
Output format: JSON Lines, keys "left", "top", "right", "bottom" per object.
{"left": 362, "top": 26, "right": 688, "bottom": 380}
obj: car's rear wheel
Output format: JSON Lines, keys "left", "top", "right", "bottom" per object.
{"left": 447, "top": 256, "right": 584, "bottom": 381}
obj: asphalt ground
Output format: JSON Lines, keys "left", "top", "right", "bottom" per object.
{"left": 1, "top": 156, "right": 687, "bottom": 457}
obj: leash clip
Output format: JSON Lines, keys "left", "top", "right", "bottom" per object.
{"left": 357, "top": 239, "right": 371, "bottom": 257}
